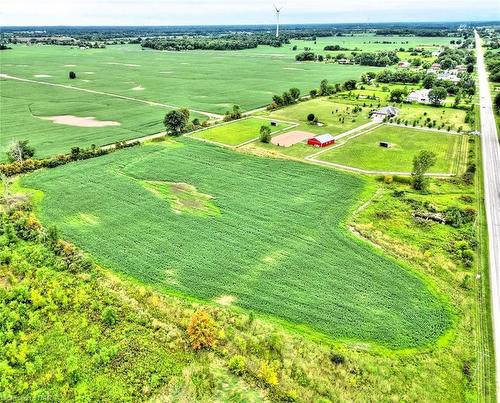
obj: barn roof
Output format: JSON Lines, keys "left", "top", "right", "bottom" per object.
{"left": 314, "top": 134, "right": 335, "bottom": 143}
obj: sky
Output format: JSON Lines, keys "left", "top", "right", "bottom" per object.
{"left": 1, "top": 0, "right": 499, "bottom": 26}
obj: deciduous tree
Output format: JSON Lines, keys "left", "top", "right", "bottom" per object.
{"left": 412, "top": 150, "right": 437, "bottom": 191}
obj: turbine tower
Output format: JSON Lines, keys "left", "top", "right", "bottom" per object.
{"left": 274, "top": 3, "right": 283, "bottom": 38}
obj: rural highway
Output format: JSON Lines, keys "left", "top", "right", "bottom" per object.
{"left": 475, "top": 31, "right": 500, "bottom": 394}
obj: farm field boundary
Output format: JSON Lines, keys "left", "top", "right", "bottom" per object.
{"left": 306, "top": 124, "right": 467, "bottom": 176}
{"left": 21, "top": 140, "right": 453, "bottom": 350}
{"left": 0, "top": 73, "right": 223, "bottom": 119}
{"left": 188, "top": 116, "right": 298, "bottom": 148}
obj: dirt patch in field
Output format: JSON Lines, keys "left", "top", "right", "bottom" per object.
{"left": 34, "top": 74, "right": 52, "bottom": 78}
{"left": 131, "top": 85, "right": 145, "bottom": 91}
{"left": 39, "top": 115, "right": 121, "bottom": 127}
{"left": 214, "top": 295, "right": 236, "bottom": 306}
{"left": 64, "top": 64, "right": 77, "bottom": 67}
{"left": 271, "top": 130, "right": 314, "bottom": 147}
{"left": 84, "top": 71, "right": 95, "bottom": 74}
{"left": 143, "top": 181, "right": 220, "bottom": 216}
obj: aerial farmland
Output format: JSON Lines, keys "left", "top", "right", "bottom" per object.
{"left": 0, "top": 20, "right": 498, "bottom": 403}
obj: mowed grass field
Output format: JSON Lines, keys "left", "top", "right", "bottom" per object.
{"left": 0, "top": 78, "right": 202, "bottom": 159}
{"left": 265, "top": 97, "right": 372, "bottom": 135}
{"left": 0, "top": 44, "right": 379, "bottom": 114}
{"left": 22, "top": 139, "right": 451, "bottom": 349}
{"left": 191, "top": 117, "right": 289, "bottom": 146}
{"left": 317, "top": 125, "right": 466, "bottom": 173}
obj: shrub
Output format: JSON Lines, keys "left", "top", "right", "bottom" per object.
{"left": 102, "top": 306, "right": 117, "bottom": 326}
{"left": 330, "top": 353, "right": 345, "bottom": 365}
{"left": 228, "top": 355, "right": 246, "bottom": 375}
{"left": 258, "top": 361, "right": 278, "bottom": 386}
{"left": 384, "top": 175, "right": 393, "bottom": 184}
{"left": 69, "top": 71, "right": 76, "bottom": 79}
{"left": 187, "top": 309, "right": 217, "bottom": 350}
{"left": 307, "top": 113, "right": 315, "bottom": 122}
{"left": 260, "top": 126, "right": 272, "bottom": 143}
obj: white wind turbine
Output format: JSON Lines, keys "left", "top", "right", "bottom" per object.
{"left": 273, "top": 2, "right": 285, "bottom": 38}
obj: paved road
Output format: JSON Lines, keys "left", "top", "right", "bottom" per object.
{"left": 476, "top": 30, "right": 500, "bottom": 395}
{"left": 0, "top": 73, "right": 223, "bottom": 120}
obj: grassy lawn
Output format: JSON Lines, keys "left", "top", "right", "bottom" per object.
{"left": 397, "top": 103, "right": 471, "bottom": 131}
{"left": 0, "top": 78, "right": 203, "bottom": 160}
{"left": 22, "top": 139, "right": 451, "bottom": 349}
{"left": 191, "top": 117, "right": 283, "bottom": 146}
{"left": 335, "top": 83, "right": 420, "bottom": 103}
{"left": 265, "top": 97, "right": 372, "bottom": 135}
{"left": 0, "top": 44, "right": 378, "bottom": 115}
{"left": 317, "top": 125, "right": 466, "bottom": 173}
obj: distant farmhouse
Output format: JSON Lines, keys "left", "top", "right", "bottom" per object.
{"left": 370, "top": 106, "right": 399, "bottom": 120}
{"left": 398, "top": 61, "right": 411, "bottom": 68}
{"left": 430, "top": 63, "right": 441, "bottom": 71}
{"left": 406, "top": 89, "right": 431, "bottom": 104}
{"left": 437, "top": 71, "right": 460, "bottom": 83}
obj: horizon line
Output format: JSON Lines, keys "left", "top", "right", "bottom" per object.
{"left": 2, "top": 20, "right": 500, "bottom": 28}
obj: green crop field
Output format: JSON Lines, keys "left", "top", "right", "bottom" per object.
{"left": 243, "top": 34, "right": 454, "bottom": 56}
{"left": 0, "top": 44, "right": 379, "bottom": 115}
{"left": 317, "top": 125, "right": 466, "bottom": 173}
{"left": 191, "top": 117, "right": 288, "bottom": 146}
{"left": 0, "top": 78, "right": 203, "bottom": 160}
{"left": 22, "top": 139, "right": 451, "bottom": 349}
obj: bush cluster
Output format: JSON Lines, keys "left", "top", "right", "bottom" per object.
{"left": 0, "top": 141, "right": 139, "bottom": 177}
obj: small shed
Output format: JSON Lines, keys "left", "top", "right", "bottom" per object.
{"left": 379, "top": 141, "right": 390, "bottom": 148}
{"left": 307, "top": 134, "right": 335, "bottom": 148}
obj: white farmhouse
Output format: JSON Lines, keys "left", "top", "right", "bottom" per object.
{"left": 406, "top": 89, "right": 431, "bottom": 104}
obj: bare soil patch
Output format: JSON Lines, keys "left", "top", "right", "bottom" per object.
{"left": 214, "top": 295, "right": 236, "bottom": 306}
{"left": 39, "top": 115, "right": 121, "bottom": 127}
{"left": 271, "top": 130, "right": 314, "bottom": 147}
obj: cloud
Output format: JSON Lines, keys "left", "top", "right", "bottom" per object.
{"left": 1, "top": 0, "right": 499, "bottom": 26}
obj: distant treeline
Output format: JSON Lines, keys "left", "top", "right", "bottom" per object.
{"left": 375, "top": 29, "right": 461, "bottom": 37}
{"left": 141, "top": 34, "right": 285, "bottom": 51}
{"left": 296, "top": 50, "right": 400, "bottom": 67}
{"left": 2, "top": 23, "right": 481, "bottom": 43}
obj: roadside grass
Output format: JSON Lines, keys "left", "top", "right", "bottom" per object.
{"left": 191, "top": 117, "right": 286, "bottom": 146}
{"left": 316, "top": 125, "right": 466, "bottom": 173}
{"left": 21, "top": 139, "right": 452, "bottom": 350}
{"left": 474, "top": 134, "right": 497, "bottom": 402}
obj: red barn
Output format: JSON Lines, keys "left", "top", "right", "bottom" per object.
{"left": 307, "top": 134, "right": 335, "bottom": 147}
